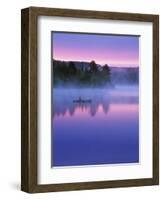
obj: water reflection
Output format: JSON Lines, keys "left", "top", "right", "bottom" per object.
{"left": 52, "top": 87, "right": 139, "bottom": 166}
{"left": 53, "top": 88, "right": 138, "bottom": 117}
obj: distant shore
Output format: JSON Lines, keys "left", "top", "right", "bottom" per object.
{"left": 53, "top": 59, "right": 139, "bottom": 87}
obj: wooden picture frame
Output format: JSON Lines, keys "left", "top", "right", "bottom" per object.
{"left": 21, "top": 7, "right": 159, "bottom": 193}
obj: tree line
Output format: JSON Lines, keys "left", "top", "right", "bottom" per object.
{"left": 53, "top": 60, "right": 111, "bottom": 86}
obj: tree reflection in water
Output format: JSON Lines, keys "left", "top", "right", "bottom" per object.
{"left": 53, "top": 88, "right": 138, "bottom": 117}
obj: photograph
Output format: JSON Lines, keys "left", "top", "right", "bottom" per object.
{"left": 21, "top": 7, "right": 159, "bottom": 193}
{"left": 52, "top": 32, "right": 139, "bottom": 167}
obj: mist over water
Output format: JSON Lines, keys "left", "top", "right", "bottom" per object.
{"left": 53, "top": 86, "right": 138, "bottom": 117}
{"left": 52, "top": 85, "right": 139, "bottom": 167}
{"left": 52, "top": 32, "right": 139, "bottom": 166}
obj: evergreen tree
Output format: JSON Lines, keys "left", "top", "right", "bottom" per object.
{"left": 90, "top": 60, "right": 98, "bottom": 73}
{"left": 69, "top": 61, "right": 77, "bottom": 76}
{"left": 102, "top": 64, "right": 111, "bottom": 82}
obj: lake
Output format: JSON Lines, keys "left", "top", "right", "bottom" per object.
{"left": 52, "top": 86, "right": 139, "bottom": 167}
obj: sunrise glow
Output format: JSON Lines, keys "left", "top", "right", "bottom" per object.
{"left": 52, "top": 32, "right": 139, "bottom": 67}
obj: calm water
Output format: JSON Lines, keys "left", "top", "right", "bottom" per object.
{"left": 52, "top": 86, "right": 139, "bottom": 167}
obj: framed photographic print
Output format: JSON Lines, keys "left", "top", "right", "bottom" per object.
{"left": 21, "top": 7, "right": 159, "bottom": 193}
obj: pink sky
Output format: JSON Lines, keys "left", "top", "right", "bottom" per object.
{"left": 53, "top": 32, "right": 139, "bottom": 67}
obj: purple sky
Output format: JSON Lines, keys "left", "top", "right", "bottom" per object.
{"left": 52, "top": 32, "right": 139, "bottom": 67}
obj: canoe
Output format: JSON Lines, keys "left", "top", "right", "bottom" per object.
{"left": 73, "top": 99, "right": 92, "bottom": 103}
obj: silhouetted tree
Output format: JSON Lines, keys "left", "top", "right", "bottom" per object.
{"left": 90, "top": 60, "right": 98, "bottom": 73}
{"left": 102, "top": 64, "right": 111, "bottom": 81}
{"left": 69, "top": 61, "right": 77, "bottom": 76}
{"left": 103, "top": 64, "right": 110, "bottom": 74}
{"left": 53, "top": 60, "right": 113, "bottom": 86}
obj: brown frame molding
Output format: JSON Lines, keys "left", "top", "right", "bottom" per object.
{"left": 21, "top": 7, "right": 159, "bottom": 193}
